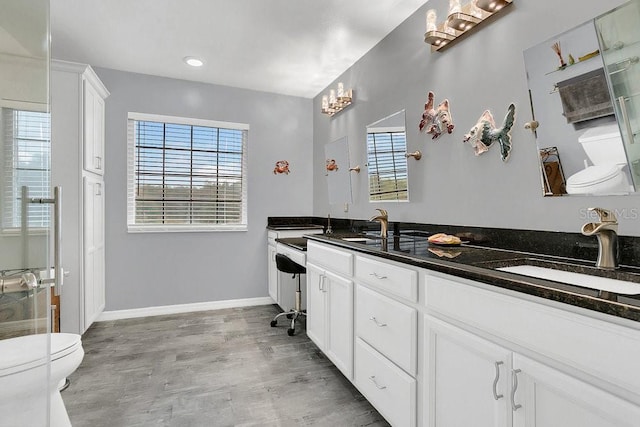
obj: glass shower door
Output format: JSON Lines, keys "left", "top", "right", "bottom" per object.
{"left": 0, "top": 0, "right": 52, "bottom": 425}
{"left": 596, "top": 0, "right": 640, "bottom": 188}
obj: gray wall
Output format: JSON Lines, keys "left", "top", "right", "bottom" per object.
{"left": 313, "top": 0, "right": 640, "bottom": 236}
{"left": 96, "top": 68, "right": 313, "bottom": 311}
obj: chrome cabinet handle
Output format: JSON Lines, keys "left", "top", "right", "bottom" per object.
{"left": 369, "top": 272, "right": 387, "bottom": 279}
{"left": 369, "top": 375, "right": 387, "bottom": 390}
{"left": 493, "top": 361, "right": 504, "bottom": 400}
{"left": 369, "top": 316, "right": 388, "bottom": 327}
{"left": 511, "top": 369, "right": 522, "bottom": 411}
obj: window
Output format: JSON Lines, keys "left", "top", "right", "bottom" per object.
{"left": 127, "top": 113, "right": 248, "bottom": 232}
{"left": 367, "top": 128, "right": 408, "bottom": 201}
{"left": 1, "top": 109, "right": 51, "bottom": 230}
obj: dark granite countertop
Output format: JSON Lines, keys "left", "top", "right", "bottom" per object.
{"left": 275, "top": 237, "right": 308, "bottom": 251}
{"left": 267, "top": 224, "right": 324, "bottom": 231}
{"left": 305, "top": 233, "right": 640, "bottom": 323}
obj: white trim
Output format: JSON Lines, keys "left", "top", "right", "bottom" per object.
{"left": 127, "top": 112, "right": 250, "bottom": 131}
{"left": 127, "top": 224, "right": 248, "bottom": 233}
{"left": 96, "top": 297, "right": 274, "bottom": 321}
{"left": 367, "top": 126, "right": 406, "bottom": 134}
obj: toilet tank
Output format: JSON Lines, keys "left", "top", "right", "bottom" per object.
{"left": 579, "top": 124, "right": 628, "bottom": 165}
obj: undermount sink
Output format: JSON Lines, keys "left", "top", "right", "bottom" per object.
{"left": 498, "top": 265, "right": 640, "bottom": 295}
{"left": 341, "top": 237, "right": 376, "bottom": 243}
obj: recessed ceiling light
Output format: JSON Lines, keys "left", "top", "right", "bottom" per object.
{"left": 184, "top": 56, "right": 204, "bottom": 67}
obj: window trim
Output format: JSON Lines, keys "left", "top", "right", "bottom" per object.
{"left": 126, "top": 112, "right": 249, "bottom": 233}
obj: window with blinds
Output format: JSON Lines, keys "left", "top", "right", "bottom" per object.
{"left": 367, "top": 130, "right": 408, "bottom": 201}
{"left": 2, "top": 109, "right": 51, "bottom": 230}
{"left": 127, "top": 113, "right": 248, "bottom": 232}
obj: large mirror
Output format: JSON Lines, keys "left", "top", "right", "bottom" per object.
{"left": 325, "top": 136, "right": 353, "bottom": 205}
{"left": 523, "top": 1, "right": 640, "bottom": 196}
{"left": 366, "top": 110, "right": 409, "bottom": 202}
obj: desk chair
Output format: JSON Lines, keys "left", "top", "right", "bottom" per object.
{"left": 270, "top": 253, "right": 306, "bottom": 336}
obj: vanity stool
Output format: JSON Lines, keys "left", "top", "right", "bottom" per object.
{"left": 270, "top": 253, "right": 306, "bottom": 336}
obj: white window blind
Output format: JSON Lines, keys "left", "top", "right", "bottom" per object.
{"left": 127, "top": 113, "right": 248, "bottom": 232}
{"left": 2, "top": 108, "right": 51, "bottom": 229}
{"left": 367, "top": 130, "right": 408, "bottom": 201}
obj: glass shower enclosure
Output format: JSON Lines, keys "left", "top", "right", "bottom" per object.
{"left": 1, "top": 0, "right": 53, "bottom": 425}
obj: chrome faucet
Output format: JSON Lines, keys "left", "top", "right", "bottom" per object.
{"left": 581, "top": 207, "right": 619, "bottom": 269}
{"left": 370, "top": 209, "right": 389, "bottom": 239}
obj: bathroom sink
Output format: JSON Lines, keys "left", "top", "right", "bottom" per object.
{"left": 498, "top": 264, "right": 640, "bottom": 295}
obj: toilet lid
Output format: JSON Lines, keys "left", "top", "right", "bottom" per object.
{"left": 0, "top": 333, "right": 82, "bottom": 376}
{"left": 566, "top": 165, "right": 620, "bottom": 188}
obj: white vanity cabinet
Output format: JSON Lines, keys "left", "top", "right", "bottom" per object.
{"left": 424, "top": 271, "right": 640, "bottom": 427}
{"left": 306, "top": 263, "right": 354, "bottom": 378}
{"left": 354, "top": 254, "right": 419, "bottom": 427}
{"left": 266, "top": 227, "right": 322, "bottom": 312}
{"left": 51, "top": 60, "right": 109, "bottom": 334}
{"left": 306, "top": 241, "right": 354, "bottom": 379}
{"left": 424, "top": 315, "right": 512, "bottom": 427}
{"left": 512, "top": 354, "right": 640, "bottom": 427}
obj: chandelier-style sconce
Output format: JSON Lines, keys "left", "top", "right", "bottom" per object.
{"left": 424, "top": 0, "right": 513, "bottom": 52}
{"left": 321, "top": 82, "right": 354, "bottom": 116}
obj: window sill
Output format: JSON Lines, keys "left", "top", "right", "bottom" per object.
{"left": 127, "top": 224, "right": 248, "bottom": 233}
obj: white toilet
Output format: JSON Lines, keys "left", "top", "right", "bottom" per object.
{"left": 0, "top": 333, "right": 84, "bottom": 427}
{"left": 566, "top": 124, "right": 632, "bottom": 195}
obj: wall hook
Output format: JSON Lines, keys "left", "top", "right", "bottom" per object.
{"left": 349, "top": 165, "right": 361, "bottom": 173}
{"left": 405, "top": 150, "right": 422, "bottom": 160}
{"left": 524, "top": 121, "right": 539, "bottom": 132}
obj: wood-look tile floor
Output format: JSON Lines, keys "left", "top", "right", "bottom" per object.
{"left": 64, "top": 305, "right": 390, "bottom": 427}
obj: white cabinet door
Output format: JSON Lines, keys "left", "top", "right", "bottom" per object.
{"left": 306, "top": 263, "right": 326, "bottom": 350}
{"left": 83, "top": 176, "right": 105, "bottom": 329}
{"left": 424, "top": 315, "right": 512, "bottom": 427}
{"left": 267, "top": 244, "right": 278, "bottom": 303}
{"left": 325, "top": 269, "right": 353, "bottom": 379}
{"left": 512, "top": 354, "right": 640, "bottom": 427}
{"left": 83, "top": 79, "right": 105, "bottom": 175}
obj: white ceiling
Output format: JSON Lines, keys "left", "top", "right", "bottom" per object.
{"left": 51, "top": 0, "right": 428, "bottom": 98}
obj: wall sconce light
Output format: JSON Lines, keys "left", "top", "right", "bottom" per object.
{"left": 321, "top": 82, "right": 354, "bottom": 116}
{"left": 424, "top": 0, "right": 513, "bottom": 52}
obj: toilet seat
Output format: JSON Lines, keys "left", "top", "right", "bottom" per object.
{"left": 566, "top": 165, "right": 627, "bottom": 194}
{"left": 0, "top": 333, "right": 82, "bottom": 377}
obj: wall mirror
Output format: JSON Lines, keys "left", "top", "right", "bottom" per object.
{"left": 366, "top": 110, "right": 409, "bottom": 202}
{"left": 523, "top": 1, "right": 640, "bottom": 197}
{"left": 325, "top": 136, "right": 353, "bottom": 205}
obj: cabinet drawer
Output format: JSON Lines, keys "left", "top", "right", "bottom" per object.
{"left": 426, "top": 272, "right": 640, "bottom": 399}
{"left": 355, "top": 338, "right": 416, "bottom": 427}
{"left": 356, "top": 285, "right": 417, "bottom": 375}
{"left": 307, "top": 241, "right": 353, "bottom": 276}
{"left": 355, "top": 255, "right": 418, "bottom": 302}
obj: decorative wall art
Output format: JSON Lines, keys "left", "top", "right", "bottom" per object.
{"left": 273, "top": 160, "right": 290, "bottom": 174}
{"left": 418, "top": 91, "right": 455, "bottom": 139}
{"left": 463, "top": 103, "right": 516, "bottom": 162}
{"left": 326, "top": 159, "right": 339, "bottom": 172}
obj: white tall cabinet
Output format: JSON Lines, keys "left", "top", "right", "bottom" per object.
{"left": 51, "top": 60, "right": 108, "bottom": 334}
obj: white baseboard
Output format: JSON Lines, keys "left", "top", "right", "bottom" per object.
{"left": 97, "top": 297, "right": 275, "bottom": 322}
